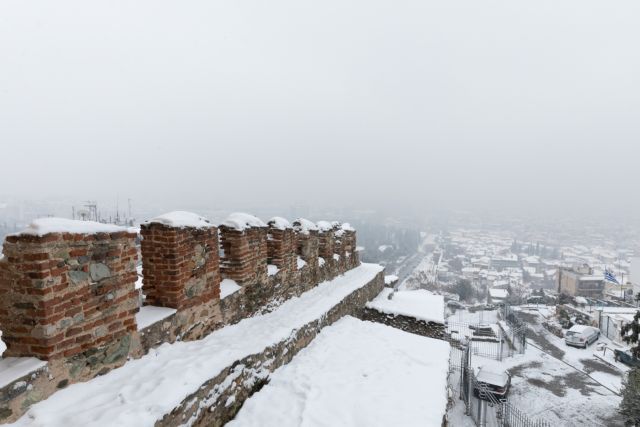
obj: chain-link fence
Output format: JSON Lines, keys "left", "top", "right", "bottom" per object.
{"left": 499, "top": 304, "right": 527, "bottom": 354}
{"left": 448, "top": 342, "right": 551, "bottom": 427}
{"left": 446, "top": 319, "right": 519, "bottom": 361}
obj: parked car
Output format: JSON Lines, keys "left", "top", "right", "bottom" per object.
{"left": 565, "top": 325, "right": 600, "bottom": 349}
{"left": 614, "top": 349, "right": 640, "bottom": 368}
{"left": 447, "top": 301, "right": 465, "bottom": 309}
{"left": 473, "top": 366, "right": 511, "bottom": 401}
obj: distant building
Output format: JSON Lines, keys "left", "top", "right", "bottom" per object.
{"left": 632, "top": 257, "right": 640, "bottom": 305}
{"left": 597, "top": 308, "right": 638, "bottom": 345}
{"left": 489, "top": 288, "right": 509, "bottom": 303}
{"left": 490, "top": 255, "right": 519, "bottom": 271}
{"left": 557, "top": 267, "right": 604, "bottom": 298}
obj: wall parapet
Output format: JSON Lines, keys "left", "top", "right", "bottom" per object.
{"left": 140, "top": 212, "right": 220, "bottom": 310}
{"left": 0, "top": 212, "right": 362, "bottom": 423}
{"left": 0, "top": 221, "right": 138, "bottom": 361}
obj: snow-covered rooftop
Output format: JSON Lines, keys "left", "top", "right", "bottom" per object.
{"left": 366, "top": 288, "right": 445, "bottom": 324}
{"left": 10, "top": 263, "right": 383, "bottom": 427}
{"left": 228, "top": 316, "right": 450, "bottom": 427}
{"left": 222, "top": 213, "right": 267, "bottom": 231}
{"left": 489, "top": 288, "right": 509, "bottom": 299}
{"left": 15, "top": 218, "right": 126, "bottom": 236}
{"left": 146, "top": 211, "right": 212, "bottom": 229}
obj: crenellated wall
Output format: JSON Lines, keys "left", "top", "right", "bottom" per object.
{"left": 140, "top": 218, "right": 220, "bottom": 310}
{"left": 266, "top": 217, "right": 296, "bottom": 281}
{"left": 293, "top": 218, "right": 320, "bottom": 271}
{"left": 0, "top": 229, "right": 138, "bottom": 361}
{"left": 317, "top": 221, "right": 335, "bottom": 265}
{"left": 0, "top": 212, "right": 361, "bottom": 423}
{"left": 219, "top": 214, "right": 268, "bottom": 286}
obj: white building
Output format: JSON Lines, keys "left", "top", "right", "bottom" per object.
{"left": 632, "top": 257, "right": 640, "bottom": 305}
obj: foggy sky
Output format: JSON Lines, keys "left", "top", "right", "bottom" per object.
{"left": 1, "top": 1, "right": 639, "bottom": 218}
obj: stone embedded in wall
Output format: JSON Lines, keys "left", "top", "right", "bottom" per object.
{"left": 219, "top": 213, "right": 268, "bottom": 287}
{"left": 357, "top": 308, "right": 446, "bottom": 341}
{"left": 0, "top": 227, "right": 138, "bottom": 360}
{"left": 140, "top": 212, "right": 220, "bottom": 310}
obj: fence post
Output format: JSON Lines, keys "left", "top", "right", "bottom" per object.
{"left": 479, "top": 400, "right": 487, "bottom": 427}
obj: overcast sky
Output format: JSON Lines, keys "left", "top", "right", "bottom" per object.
{"left": 1, "top": 1, "right": 639, "bottom": 218}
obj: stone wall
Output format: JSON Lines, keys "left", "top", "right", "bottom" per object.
{"left": 140, "top": 223, "right": 220, "bottom": 310}
{"left": 219, "top": 226, "right": 268, "bottom": 286}
{"left": 0, "top": 231, "right": 138, "bottom": 360}
{"left": 317, "top": 229, "right": 334, "bottom": 265}
{"left": 0, "top": 214, "right": 363, "bottom": 423}
{"left": 357, "top": 308, "right": 446, "bottom": 341}
{"left": 156, "top": 270, "right": 385, "bottom": 427}
{"left": 266, "top": 219, "right": 296, "bottom": 281}
{"left": 293, "top": 220, "right": 319, "bottom": 271}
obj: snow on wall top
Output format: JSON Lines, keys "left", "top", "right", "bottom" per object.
{"left": 228, "top": 316, "right": 450, "bottom": 427}
{"left": 147, "top": 211, "right": 213, "bottom": 229}
{"left": 0, "top": 331, "right": 5, "bottom": 357}
{"left": 292, "top": 218, "right": 318, "bottom": 235}
{"left": 8, "top": 263, "right": 383, "bottom": 427}
{"left": 341, "top": 223, "right": 355, "bottom": 232}
{"left": 366, "top": 288, "right": 445, "bottom": 324}
{"left": 267, "top": 217, "right": 292, "bottom": 230}
{"left": 15, "top": 218, "right": 127, "bottom": 236}
{"left": 222, "top": 213, "right": 267, "bottom": 231}
{"left": 316, "top": 221, "right": 333, "bottom": 232}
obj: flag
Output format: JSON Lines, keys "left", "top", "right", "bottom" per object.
{"left": 604, "top": 269, "right": 620, "bottom": 284}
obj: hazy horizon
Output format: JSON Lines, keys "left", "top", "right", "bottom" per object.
{"left": 1, "top": 1, "right": 639, "bottom": 220}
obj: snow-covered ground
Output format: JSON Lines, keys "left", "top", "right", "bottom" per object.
{"left": 366, "top": 288, "right": 444, "bottom": 323}
{"left": 399, "top": 252, "right": 438, "bottom": 290}
{"left": 8, "top": 264, "right": 383, "bottom": 427}
{"left": 229, "top": 316, "right": 450, "bottom": 427}
{"left": 447, "top": 306, "right": 626, "bottom": 427}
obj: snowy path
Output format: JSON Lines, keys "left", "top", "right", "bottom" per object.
{"left": 10, "top": 264, "right": 383, "bottom": 427}
{"left": 229, "top": 316, "right": 450, "bottom": 427}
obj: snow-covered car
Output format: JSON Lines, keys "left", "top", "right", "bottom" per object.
{"left": 564, "top": 325, "right": 599, "bottom": 349}
{"left": 447, "top": 300, "right": 465, "bottom": 309}
{"left": 473, "top": 366, "right": 511, "bottom": 401}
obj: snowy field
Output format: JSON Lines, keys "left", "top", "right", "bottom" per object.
{"left": 229, "top": 316, "right": 450, "bottom": 427}
{"left": 8, "top": 264, "right": 383, "bottom": 427}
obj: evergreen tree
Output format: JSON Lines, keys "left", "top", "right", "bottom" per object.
{"left": 621, "top": 311, "right": 640, "bottom": 358}
{"left": 620, "top": 368, "right": 640, "bottom": 426}
{"left": 620, "top": 311, "right": 640, "bottom": 426}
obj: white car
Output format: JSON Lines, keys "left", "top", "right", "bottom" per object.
{"left": 565, "top": 325, "right": 600, "bottom": 349}
{"left": 473, "top": 366, "right": 511, "bottom": 400}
